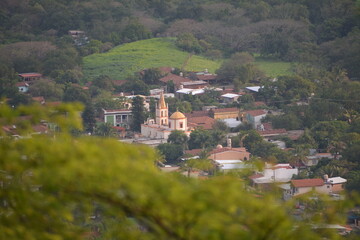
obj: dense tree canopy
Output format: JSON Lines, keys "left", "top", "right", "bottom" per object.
{"left": 0, "top": 103, "right": 350, "bottom": 239}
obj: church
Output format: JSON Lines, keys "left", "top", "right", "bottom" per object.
{"left": 141, "top": 93, "right": 192, "bottom": 140}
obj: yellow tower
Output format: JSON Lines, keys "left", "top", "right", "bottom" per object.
{"left": 156, "top": 92, "right": 168, "bottom": 126}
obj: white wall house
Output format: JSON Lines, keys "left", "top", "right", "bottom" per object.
{"left": 251, "top": 163, "right": 298, "bottom": 184}
{"left": 102, "top": 109, "right": 132, "bottom": 129}
{"left": 245, "top": 110, "right": 267, "bottom": 129}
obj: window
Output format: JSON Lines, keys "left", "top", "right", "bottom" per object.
{"left": 180, "top": 122, "right": 183, "bottom": 128}
{"left": 161, "top": 111, "right": 163, "bottom": 117}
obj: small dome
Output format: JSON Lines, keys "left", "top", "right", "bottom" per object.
{"left": 170, "top": 111, "right": 186, "bottom": 119}
{"left": 216, "top": 144, "right": 223, "bottom": 149}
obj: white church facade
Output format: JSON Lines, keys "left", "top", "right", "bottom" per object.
{"left": 141, "top": 93, "right": 192, "bottom": 140}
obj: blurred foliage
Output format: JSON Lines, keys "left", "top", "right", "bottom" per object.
{"left": 0, "top": 102, "right": 356, "bottom": 239}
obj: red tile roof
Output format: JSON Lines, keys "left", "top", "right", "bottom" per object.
{"left": 258, "top": 129, "right": 287, "bottom": 136}
{"left": 184, "top": 111, "right": 209, "bottom": 118}
{"left": 184, "top": 149, "right": 203, "bottom": 156}
{"left": 245, "top": 109, "right": 267, "bottom": 117}
{"left": 18, "top": 73, "right": 42, "bottom": 78}
{"left": 209, "top": 147, "right": 248, "bottom": 155}
{"left": 254, "top": 101, "right": 266, "bottom": 107}
{"left": 188, "top": 116, "right": 215, "bottom": 130}
{"left": 196, "top": 74, "right": 217, "bottom": 81}
{"left": 16, "top": 82, "right": 29, "bottom": 87}
{"left": 159, "top": 74, "right": 189, "bottom": 86}
{"left": 291, "top": 178, "right": 324, "bottom": 188}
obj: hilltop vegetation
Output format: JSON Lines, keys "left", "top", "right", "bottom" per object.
{"left": 83, "top": 38, "right": 222, "bottom": 80}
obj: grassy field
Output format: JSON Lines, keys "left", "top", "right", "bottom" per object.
{"left": 83, "top": 38, "right": 221, "bottom": 81}
{"left": 255, "top": 56, "right": 293, "bottom": 77}
{"left": 82, "top": 37, "right": 293, "bottom": 81}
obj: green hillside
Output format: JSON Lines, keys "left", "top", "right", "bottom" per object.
{"left": 82, "top": 38, "right": 222, "bottom": 80}
{"left": 255, "top": 57, "right": 293, "bottom": 77}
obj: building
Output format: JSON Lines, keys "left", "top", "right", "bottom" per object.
{"left": 221, "top": 93, "right": 241, "bottom": 104}
{"left": 16, "top": 82, "right": 29, "bottom": 93}
{"left": 102, "top": 109, "right": 132, "bottom": 129}
{"left": 209, "top": 108, "right": 239, "bottom": 120}
{"left": 243, "top": 109, "right": 267, "bottom": 129}
{"left": 250, "top": 163, "right": 298, "bottom": 185}
{"left": 18, "top": 73, "right": 42, "bottom": 83}
{"left": 283, "top": 176, "right": 347, "bottom": 199}
{"left": 141, "top": 93, "right": 192, "bottom": 140}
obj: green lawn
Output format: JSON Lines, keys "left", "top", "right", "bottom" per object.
{"left": 82, "top": 38, "right": 293, "bottom": 81}
{"left": 82, "top": 38, "right": 221, "bottom": 81}
{"left": 255, "top": 56, "right": 293, "bottom": 77}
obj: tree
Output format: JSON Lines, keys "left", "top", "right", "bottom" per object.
{"left": 188, "top": 128, "right": 214, "bottom": 149}
{"left": 142, "top": 68, "right": 162, "bottom": 85}
{"left": 176, "top": 32, "right": 204, "bottom": 53}
{"left": 28, "top": 79, "right": 64, "bottom": 101}
{"left": 0, "top": 89, "right": 351, "bottom": 240}
{"left": 0, "top": 65, "right": 18, "bottom": 98}
{"left": 94, "top": 122, "right": 116, "bottom": 137}
{"left": 119, "top": 80, "right": 149, "bottom": 95}
{"left": 216, "top": 52, "right": 264, "bottom": 85}
{"left": 130, "top": 96, "right": 146, "bottom": 132}
{"left": 121, "top": 20, "right": 152, "bottom": 42}
{"left": 91, "top": 75, "right": 114, "bottom": 92}
{"left": 82, "top": 104, "right": 96, "bottom": 133}
{"left": 167, "top": 130, "right": 188, "bottom": 149}
{"left": 63, "top": 85, "right": 90, "bottom": 104}
{"left": 156, "top": 143, "right": 183, "bottom": 163}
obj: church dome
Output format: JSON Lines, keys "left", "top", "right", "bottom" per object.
{"left": 170, "top": 111, "right": 186, "bottom": 119}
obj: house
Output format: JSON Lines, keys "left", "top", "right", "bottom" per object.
{"left": 176, "top": 88, "right": 205, "bottom": 97}
{"left": 16, "top": 82, "right": 29, "bottom": 93}
{"left": 184, "top": 140, "right": 251, "bottom": 171}
{"left": 159, "top": 73, "right": 190, "bottom": 90}
{"left": 181, "top": 80, "right": 208, "bottom": 89}
{"left": 209, "top": 143, "right": 251, "bottom": 171}
{"left": 289, "top": 178, "right": 329, "bottom": 197}
{"left": 208, "top": 146, "right": 250, "bottom": 161}
{"left": 245, "top": 86, "right": 263, "bottom": 93}
{"left": 243, "top": 109, "right": 267, "bottom": 129}
{"left": 304, "top": 152, "right": 335, "bottom": 167}
{"left": 187, "top": 116, "right": 215, "bottom": 130}
{"left": 209, "top": 108, "right": 239, "bottom": 120}
{"left": 327, "top": 176, "right": 347, "bottom": 193}
{"left": 284, "top": 176, "right": 347, "bottom": 199}
{"left": 194, "top": 71, "right": 217, "bottom": 84}
{"left": 221, "top": 93, "right": 241, "bottom": 104}
{"left": 102, "top": 109, "right": 132, "bottom": 129}
{"left": 250, "top": 163, "right": 298, "bottom": 186}
{"left": 18, "top": 73, "right": 42, "bottom": 83}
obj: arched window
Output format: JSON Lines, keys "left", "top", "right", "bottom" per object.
{"left": 161, "top": 111, "right": 163, "bottom": 117}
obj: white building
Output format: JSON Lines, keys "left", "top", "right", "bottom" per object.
{"left": 251, "top": 163, "right": 298, "bottom": 184}
{"left": 141, "top": 93, "right": 192, "bottom": 140}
